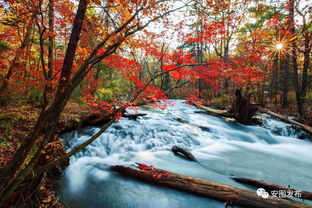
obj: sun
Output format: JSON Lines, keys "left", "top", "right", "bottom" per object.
{"left": 263, "top": 35, "right": 291, "bottom": 67}
{"left": 276, "top": 43, "right": 283, "bottom": 50}
{"left": 267, "top": 37, "right": 289, "bottom": 59}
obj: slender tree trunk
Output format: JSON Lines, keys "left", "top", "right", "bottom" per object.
{"left": 36, "top": 18, "right": 47, "bottom": 81}
{"left": 260, "top": 79, "right": 266, "bottom": 107}
{"left": 281, "top": 57, "right": 290, "bottom": 108}
{"left": 160, "top": 44, "right": 170, "bottom": 92}
{"left": 291, "top": 47, "right": 305, "bottom": 118}
{"left": 47, "top": 0, "right": 55, "bottom": 91}
{"left": 271, "top": 55, "right": 279, "bottom": 105}
{"left": 197, "top": 41, "right": 204, "bottom": 97}
{"left": 301, "top": 31, "right": 311, "bottom": 98}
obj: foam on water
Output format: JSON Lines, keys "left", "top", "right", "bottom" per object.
{"left": 59, "top": 100, "right": 312, "bottom": 208}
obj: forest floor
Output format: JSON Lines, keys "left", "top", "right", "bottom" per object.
{"left": 0, "top": 100, "right": 91, "bottom": 167}
{"left": 0, "top": 99, "right": 91, "bottom": 208}
{"left": 0, "top": 98, "right": 311, "bottom": 207}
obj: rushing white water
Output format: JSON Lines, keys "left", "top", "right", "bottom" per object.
{"left": 59, "top": 100, "right": 312, "bottom": 208}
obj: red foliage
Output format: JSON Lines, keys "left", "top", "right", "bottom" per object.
{"left": 136, "top": 163, "right": 171, "bottom": 179}
{"left": 103, "top": 54, "right": 142, "bottom": 74}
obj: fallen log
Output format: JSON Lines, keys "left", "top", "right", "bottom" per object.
{"left": 111, "top": 165, "right": 312, "bottom": 208}
{"left": 196, "top": 104, "right": 230, "bottom": 117}
{"left": 57, "top": 111, "right": 115, "bottom": 134}
{"left": 232, "top": 177, "right": 312, "bottom": 201}
{"left": 193, "top": 104, "right": 236, "bottom": 122}
{"left": 58, "top": 110, "right": 146, "bottom": 133}
{"left": 171, "top": 146, "right": 197, "bottom": 162}
{"left": 262, "top": 109, "right": 312, "bottom": 135}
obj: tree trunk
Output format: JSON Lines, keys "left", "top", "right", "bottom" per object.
{"left": 270, "top": 55, "right": 279, "bottom": 104}
{"left": 47, "top": 0, "right": 55, "bottom": 92}
{"left": 301, "top": 29, "right": 311, "bottom": 98}
{"left": 281, "top": 57, "right": 290, "bottom": 108}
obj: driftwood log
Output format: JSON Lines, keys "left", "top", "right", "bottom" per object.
{"left": 171, "top": 146, "right": 197, "bottom": 162}
{"left": 193, "top": 104, "right": 236, "bottom": 122}
{"left": 261, "top": 109, "right": 312, "bottom": 135}
{"left": 58, "top": 111, "right": 116, "bottom": 133}
{"left": 58, "top": 110, "right": 147, "bottom": 133}
{"left": 111, "top": 165, "right": 311, "bottom": 208}
{"left": 196, "top": 105, "right": 232, "bottom": 118}
{"left": 232, "top": 177, "right": 312, "bottom": 201}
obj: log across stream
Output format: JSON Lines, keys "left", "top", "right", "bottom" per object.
{"left": 111, "top": 165, "right": 311, "bottom": 208}
{"left": 59, "top": 100, "right": 312, "bottom": 208}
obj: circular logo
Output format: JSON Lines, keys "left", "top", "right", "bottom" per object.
{"left": 256, "top": 188, "right": 269, "bottom": 198}
{"left": 256, "top": 188, "right": 266, "bottom": 197}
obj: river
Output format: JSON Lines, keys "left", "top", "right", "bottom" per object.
{"left": 59, "top": 100, "right": 312, "bottom": 208}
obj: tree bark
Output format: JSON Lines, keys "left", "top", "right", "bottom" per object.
{"left": 111, "top": 165, "right": 311, "bottom": 208}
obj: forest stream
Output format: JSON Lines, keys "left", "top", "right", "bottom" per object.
{"left": 59, "top": 100, "right": 312, "bottom": 208}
